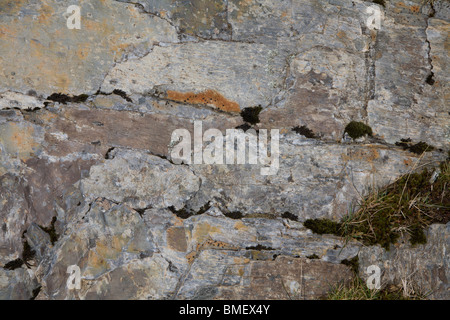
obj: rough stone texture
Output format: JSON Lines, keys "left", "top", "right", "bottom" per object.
{"left": 81, "top": 149, "right": 201, "bottom": 210}
{"left": 0, "top": 0, "right": 178, "bottom": 96}
{"left": 359, "top": 222, "right": 450, "bottom": 300}
{"left": 0, "top": 0, "right": 449, "bottom": 300}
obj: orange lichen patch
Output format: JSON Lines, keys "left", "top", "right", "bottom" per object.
{"left": 0, "top": 122, "right": 40, "bottom": 161}
{"left": 337, "top": 30, "right": 347, "bottom": 39}
{"left": 186, "top": 238, "right": 239, "bottom": 264}
{"left": 397, "top": 2, "right": 420, "bottom": 13}
{"left": 409, "top": 6, "right": 420, "bottom": 13}
{"left": 186, "top": 251, "right": 197, "bottom": 264}
{"left": 77, "top": 44, "right": 91, "bottom": 60}
{"left": 233, "top": 220, "right": 248, "bottom": 231}
{"left": 95, "top": 238, "right": 122, "bottom": 260}
{"left": 166, "top": 90, "right": 240, "bottom": 113}
{"left": 38, "top": 3, "right": 54, "bottom": 24}
{"left": 193, "top": 222, "right": 221, "bottom": 243}
{"left": 233, "top": 257, "right": 250, "bottom": 264}
{"left": 341, "top": 147, "right": 380, "bottom": 163}
{"left": 404, "top": 158, "right": 413, "bottom": 167}
{"left": 86, "top": 250, "right": 109, "bottom": 276}
{"left": 0, "top": 26, "right": 17, "bottom": 39}
{"left": 0, "top": 0, "right": 27, "bottom": 15}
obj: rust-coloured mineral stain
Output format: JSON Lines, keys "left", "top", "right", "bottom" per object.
{"left": 166, "top": 89, "right": 240, "bottom": 112}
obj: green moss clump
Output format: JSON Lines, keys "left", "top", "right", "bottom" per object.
{"left": 3, "top": 258, "right": 24, "bottom": 270}
{"left": 341, "top": 256, "right": 359, "bottom": 275}
{"left": 372, "top": 0, "right": 386, "bottom": 7}
{"left": 292, "top": 125, "right": 316, "bottom": 138}
{"left": 409, "top": 225, "right": 427, "bottom": 246}
{"left": 235, "top": 123, "right": 252, "bottom": 132}
{"left": 112, "top": 89, "right": 133, "bottom": 102}
{"left": 46, "top": 93, "right": 89, "bottom": 104}
{"left": 344, "top": 121, "right": 373, "bottom": 139}
{"left": 303, "top": 159, "right": 449, "bottom": 250}
{"left": 303, "top": 219, "right": 342, "bottom": 236}
{"left": 240, "top": 105, "right": 262, "bottom": 125}
{"left": 395, "top": 139, "right": 434, "bottom": 155}
{"left": 224, "top": 211, "right": 244, "bottom": 219}
{"left": 408, "top": 142, "right": 434, "bottom": 155}
{"left": 30, "top": 286, "right": 42, "bottom": 300}
{"left": 169, "top": 206, "right": 193, "bottom": 219}
{"left": 282, "top": 211, "right": 298, "bottom": 221}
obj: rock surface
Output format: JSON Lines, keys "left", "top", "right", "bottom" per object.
{"left": 0, "top": 0, "right": 448, "bottom": 300}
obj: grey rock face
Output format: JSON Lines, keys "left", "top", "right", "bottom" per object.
{"left": 81, "top": 149, "right": 201, "bottom": 210}
{"left": 0, "top": 0, "right": 449, "bottom": 300}
{"left": 0, "top": 0, "right": 178, "bottom": 97}
{"left": 359, "top": 222, "right": 450, "bottom": 300}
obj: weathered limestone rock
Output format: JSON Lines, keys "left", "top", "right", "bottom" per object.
{"left": 0, "top": 268, "right": 38, "bottom": 300}
{"left": 0, "top": 0, "right": 178, "bottom": 97}
{"left": 188, "top": 134, "right": 446, "bottom": 220}
{"left": 101, "top": 41, "right": 288, "bottom": 111}
{"left": 358, "top": 222, "right": 450, "bottom": 300}
{"left": 367, "top": 2, "right": 450, "bottom": 149}
{"left": 0, "top": 92, "right": 43, "bottom": 111}
{"left": 35, "top": 199, "right": 163, "bottom": 299}
{"left": 81, "top": 149, "right": 201, "bottom": 210}
{"left": 0, "top": 174, "right": 29, "bottom": 265}
{"left": 117, "top": 0, "right": 231, "bottom": 40}
{"left": 0, "top": 0, "right": 448, "bottom": 300}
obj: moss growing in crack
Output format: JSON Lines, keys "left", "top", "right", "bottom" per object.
{"left": 344, "top": 121, "right": 373, "bottom": 139}
{"left": 395, "top": 138, "right": 412, "bottom": 149}
{"left": 112, "top": 89, "right": 133, "bottom": 102}
{"left": 372, "top": 0, "right": 386, "bottom": 7}
{"left": 168, "top": 202, "right": 211, "bottom": 219}
{"left": 22, "top": 239, "right": 35, "bottom": 268}
{"left": 46, "top": 93, "right": 89, "bottom": 104}
{"left": 196, "top": 202, "right": 212, "bottom": 215}
{"left": 409, "top": 225, "right": 427, "bottom": 246}
{"left": 245, "top": 244, "right": 275, "bottom": 251}
{"left": 303, "top": 159, "right": 449, "bottom": 250}
{"left": 292, "top": 125, "right": 316, "bottom": 139}
{"left": 3, "top": 234, "right": 35, "bottom": 270}
{"left": 395, "top": 139, "right": 435, "bottom": 155}
{"left": 303, "top": 219, "right": 342, "bottom": 236}
{"left": 224, "top": 211, "right": 244, "bottom": 219}
{"left": 235, "top": 123, "right": 252, "bottom": 132}
{"left": 282, "top": 211, "right": 298, "bottom": 221}
{"left": 3, "top": 258, "right": 23, "bottom": 270}
{"left": 426, "top": 73, "right": 435, "bottom": 85}
{"left": 240, "top": 105, "right": 262, "bottom": 125}
{"left": 39, "top": 216, "right": 59, "bottom": 245}
{"left": 341, "top": 256, "right": 359, "bottom": 275}
{"left": 409, "top": 142, "right": 434, "bottom": 155}
{"left": 168, "top": 206, "right": 193, "bottom": 219}
{"left": 30, "top": 286, "right": 42, "bottom": 300}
